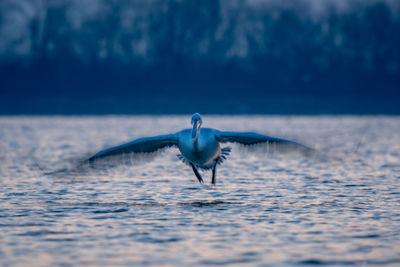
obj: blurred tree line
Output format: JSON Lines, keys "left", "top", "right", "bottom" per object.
{"left": 0, "top": 0, "right": 399, "bottom": 113}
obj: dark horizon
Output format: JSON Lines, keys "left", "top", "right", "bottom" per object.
{"left": 1, "top": 0, "right": 400, "bottom": 115}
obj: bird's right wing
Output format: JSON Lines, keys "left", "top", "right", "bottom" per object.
{"left": 41, "top": 134, "right": 179, "bottom": 177}
{"left": 87, "top": 133, "right": 178, "bottom": 164}
{"left": 215, "top": 131, "right": 313, "bottom": 153}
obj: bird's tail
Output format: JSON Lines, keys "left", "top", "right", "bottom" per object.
{"left": 177, "top": 154, "right": 190, "bottom": 166}
{"left": 217, "top": 147, "right": 231, "bottom": 165}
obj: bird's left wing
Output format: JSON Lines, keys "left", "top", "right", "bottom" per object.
{"left": 88, "top": 134, "right": 178, "bottom": 163}
{"left": 215, "top": 131, "right": 313, "bottom": 153}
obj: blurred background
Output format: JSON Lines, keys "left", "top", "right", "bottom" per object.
{"left": 1, "top": 0, "right": 399, "bottom": 114}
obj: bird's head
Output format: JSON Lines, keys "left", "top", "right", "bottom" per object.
{"left": 191, "top": 113, "right": 202, "bottom": 143}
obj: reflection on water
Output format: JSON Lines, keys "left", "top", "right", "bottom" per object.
{"left": 0, "top": 116, "right": 399, "bottom": 266}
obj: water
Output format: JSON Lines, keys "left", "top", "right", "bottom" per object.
{"left": 0, "top": 116, "right": 399, "bottom": 266}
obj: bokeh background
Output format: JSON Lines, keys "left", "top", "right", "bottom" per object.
{"left": 1, "top": 0, "right": 399, "bottom": 114}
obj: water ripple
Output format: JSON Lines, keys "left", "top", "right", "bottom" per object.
{"left": 0, "top": 116, "right": 399, "bottom": 266}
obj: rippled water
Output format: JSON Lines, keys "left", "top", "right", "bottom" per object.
{"left": 0, "top": 116, "right": 399, "bottom": 266}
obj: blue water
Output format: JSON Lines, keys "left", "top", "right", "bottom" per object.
{"left": 0, "top": 116, "right": 399, "bottom": 266}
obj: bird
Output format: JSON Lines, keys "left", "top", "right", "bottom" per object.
{"left": 88, "top": 113, "right": 311, "bottom": 184}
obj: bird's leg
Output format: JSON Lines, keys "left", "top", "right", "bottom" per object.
{"left": 191, "top": 163, "right": 204, "bottom": 184}
{"left": 211, "top": 162, "right": 217, "bottom": 185}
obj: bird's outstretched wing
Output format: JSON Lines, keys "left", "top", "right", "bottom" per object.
{"left": 87, "top": 134, "right": 178, "bottom": 164}
{"left": 215, "top": 131, "right": 313, "bottom": 153}
{"left": 40, "top": 134, "right": 178, "bottom": 177}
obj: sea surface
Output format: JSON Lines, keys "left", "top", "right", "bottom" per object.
{"left": 0, "top": 116, "right": 399, "bottom": 266}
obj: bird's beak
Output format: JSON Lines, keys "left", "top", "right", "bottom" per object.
{"left": 192, "top": 120, "right": 199, "bottom": 143}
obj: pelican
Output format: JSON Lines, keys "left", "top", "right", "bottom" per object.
{"left": 88, "top": 113, "right": 311, "bottom": 184}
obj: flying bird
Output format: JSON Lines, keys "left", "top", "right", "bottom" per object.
{"left": 88, "top": 113, "right": 311, "bottom": 184}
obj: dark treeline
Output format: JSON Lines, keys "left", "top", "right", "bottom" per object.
{"left": 1, "top": 0, "right": 399, "bottom": 114}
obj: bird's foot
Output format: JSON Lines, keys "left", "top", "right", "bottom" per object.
{"left": 191, "top": 163, "right": 204, "bottom": 184}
